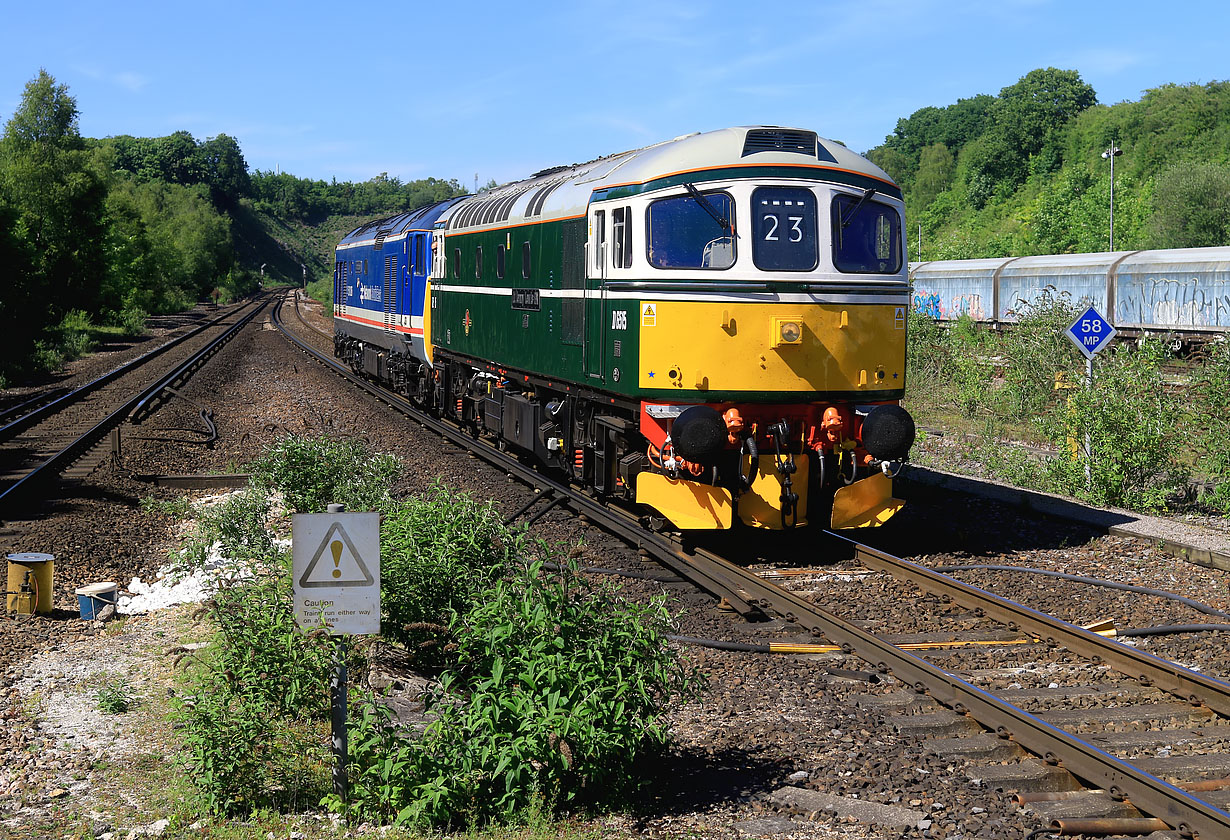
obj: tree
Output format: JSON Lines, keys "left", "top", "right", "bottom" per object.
{"left": 0, "top": 70, "right": 107, "bottom": 326}
{"left": 993, "top": 68, "right": 1097, "bottom": 161}
{"left": 198, "top": 133, "right": 251, "bottom": 207}
{"left": 912, "top": 142, "right": 955, "bottom": 211}
{"left": 1149, "top": 162, "right": 1230, "bottom": 248}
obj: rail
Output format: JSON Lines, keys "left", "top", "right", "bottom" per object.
{"left": 0, "top": 297, "right": 268, "bottom": 514}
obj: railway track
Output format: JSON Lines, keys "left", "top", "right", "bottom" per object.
{"left": 274, "top": 291, "right": 1230, "bottom": 837}
{"left": 0, "top": 296, "right": 269, "bottom": 516}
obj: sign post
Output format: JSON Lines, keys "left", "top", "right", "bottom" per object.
{"left": 292, "top": 505, "right": 381, "bottom": 803}
{"left": 1065, "top": 306, "right": 1118, "bottom": 490}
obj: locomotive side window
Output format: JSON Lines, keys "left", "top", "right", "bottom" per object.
{"left": 475, "top": 245, "right": 483, "bottom": 280}
{"left": 412, "top": 235, "right": 425, "bottom": 275}
{"left": 496, "top": 244, "right": 506, "bottom": 280}
{"left": 752, "top": 187, "right": 816, "bottom": 271}
{"left": 647, "top": 190, "right": 735, "bottom": 269}
{"left": 453, "top": 248, "right": 461, "bottom": 279}
{"left": 593, "top": 210, "right": 605, "bottom": 271}
{"left": 522, "top": 241, "right": 531, "bottom": 279}
{"left": 612, "top": 207, "right": 632, "bottom": 269}
{"left": 832, "top": 192, "right": 902, "bottom": 274}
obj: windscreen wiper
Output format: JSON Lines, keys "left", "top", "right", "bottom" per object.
{"left": 840, "top": 187, "right": 877, "bottom": 229}
{"left": 683, "top": 182, "right": 731, "bottom": 231}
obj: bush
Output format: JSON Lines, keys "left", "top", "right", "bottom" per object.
{"left": 175, "top": 572, "right": 336, "bottom": 814}
{"left": 1034, "top": 338, "right": 1186, "bottom": 510}
{"left": 119, "top": 304, "right": 148, "bottom": 336}
{"left": 335, "top": 558, "right": 701, "bottom": 829}
{"left": 996, "top": 288, "right": 1080, "bottom": 419}
{"left": 1188, "top": 338, "right": 1230, "bottom": 512}
{"left": 945, "top": 314, "right": 997, "bottom": 416}
{"left": 305, "top": 276, "right": 333, "bottom": 306}
{"left": 57, "top": 309, "right": 96, "bottom": 361}
{"left": 380, "top": 483, "right": 515, "bottom": 665}
{"left": 249, "top": 434, "right": 401, "bottom": 514}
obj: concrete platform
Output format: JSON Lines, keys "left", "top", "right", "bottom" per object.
{"left": 901, "top": 465, "right": 1230, "bottom": 571}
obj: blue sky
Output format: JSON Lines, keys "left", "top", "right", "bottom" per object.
{"left": 2, "top": 0, "right": 1225, "bottom": 188}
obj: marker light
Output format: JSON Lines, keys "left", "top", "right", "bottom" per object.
{"left": 773, "top": 318, "right": 803, "bottom": 347}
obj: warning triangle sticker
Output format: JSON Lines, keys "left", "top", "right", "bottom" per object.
{"left": 643, "top": 304, "right": 656, "bottom": 315}
{"left": 298, "top": 522, "right": 375, "bottom": 588}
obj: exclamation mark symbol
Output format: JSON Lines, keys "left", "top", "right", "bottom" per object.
{"left": 331, "top": 540, "right": 343, "bottom": 579}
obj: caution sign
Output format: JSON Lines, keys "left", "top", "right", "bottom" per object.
{"left": 641, "top": 303, "right": 657, "bottom": 327}
{"left": 298, "top": 521, "right": 374, "bottom": 587}
{"left": 292, "top": 513, "right": 380, "bottom": 635}
{"left": 894, "top": 306, "right": 906, "bottom": 330}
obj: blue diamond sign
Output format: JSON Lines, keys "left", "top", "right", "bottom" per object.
{"left": 1066, "top": 306, "right": 1117, "bottom": 359}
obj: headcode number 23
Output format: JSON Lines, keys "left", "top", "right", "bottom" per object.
{"left": 763, "top": 215, "right": 805, "bottom": 242}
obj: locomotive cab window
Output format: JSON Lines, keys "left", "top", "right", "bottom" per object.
{"left": 647, "top": 189, "right": 735, "bottom": 269}
{"left": 832, "top": 192, "right": 902, "bottom": 274}
{"left": 752, "top": 187, "right": 816, "bottom": 271}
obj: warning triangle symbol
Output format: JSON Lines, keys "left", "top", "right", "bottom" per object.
{"left": 299, "top": 522, "right": 375, "bottom": 588}
{"left": 643, "top": 304, "right": 656, "bottom": 315}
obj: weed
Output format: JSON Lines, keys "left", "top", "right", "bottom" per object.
{"left": 333, "top": 557, "right": 703, "bottom": 829}
{"left": 249, "top": 434, "right": 401, "bottom": 514}
{"left": 139, "top": 495, "right": 193, "bottom": 518}
{"left": 379, "top": 482, "right": 516, "bottom": 665}
{"left": 174, "top": 572, "right": 336, "bottom": 814}
{"left": 95, "top": 677, "right": 134, "bottom": 714}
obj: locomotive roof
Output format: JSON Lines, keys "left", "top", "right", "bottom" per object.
{"left": 437, "top": 126, "right": 899, "bottom": 233}
{"left": 338, "top": 195, "right": 469, "bottom": 247}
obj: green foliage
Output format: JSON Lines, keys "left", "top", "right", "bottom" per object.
{"left": 910, "top": 142, "right": 955, "bottom": 214}
{"left": 249, "top": 170, "right": 465, "bottom": 222}
{"left": 56, "top": 309, "right": 95, "bottom": 362}
{"left": 192, "top": 489, "right": 281, "bottom": 568}
{"left": 945, "top": 315, "right": 997, "bottom": 416}
{"left": 333, "top": 558, "right": 701, "bottom": 829}
{"left": 1148, "top": 161, "right": 1230, "bottom": 248}
{"left": 995, "top": 289, "right": 1081, "bottom": 419}
{"left": 0, "top": 70, "right": 108, "bottom": 379}
{"left": 95, "top": 676, "right": 135, "bottom": 714}
{"left": 1191, "top": 339, "right": 1230, "bottom": 512}
{"left": 379, "top": 484, "right": 515, "bottom": 664}
{"left": 304, "top": 277, "right": 333, "bottom": 306}
{"left": 871, "top": 72, "right": 1230, "bottom": 259}
{"left": 175, "top": 572, "right": 334, "bottom": 815}
{"left": 139, "top": 494, "right": 192, "bottom": 517}
{"left": 906, "top": 307, "right": 949, "bottom": 385}
{"left": 1035, "top": 339, "right": 1186, "bottom": 510}
{"left": 248, "top": 434, "right": 401, "bottom": 514}
{"left": 98, "top": 130, "right": 251, "bottom": 208}
{"left": 909, "top": 294, "right": 1195, "bottom": 514}
{"left": 119, "top": 303, "right": 148, "bottom": 336}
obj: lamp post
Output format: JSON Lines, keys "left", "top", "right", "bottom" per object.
{"left": 1101, "top": 144, "right": 1122, "bottom": 250}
